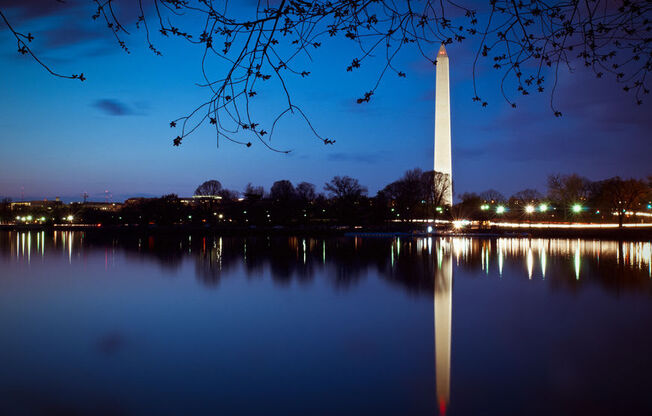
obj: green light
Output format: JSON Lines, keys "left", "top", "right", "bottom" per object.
{"left": 496, "top": 206, "right": 505, "bottom": 214}
{"left": 480, "top": 204, "right": 489, "bottom": 210}
{"left": 572, "top": 204, "right": 582, "bottom": 213}
{"left": 436, "top": 206, "right": 443, "bottom": 212}
{"left": 539, "top": 203, "right": 548, "bottom": 212}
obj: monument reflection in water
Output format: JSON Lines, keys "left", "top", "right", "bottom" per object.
{"left": 434, "top": 240, "right": 452, "bottom": 415}
{"left": 0, "top": 231, "right": 651, "bottom": 415}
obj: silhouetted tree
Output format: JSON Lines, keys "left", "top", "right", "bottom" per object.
{"left": 325, "top": 176, "right": 367, "bottom": 224}
{"left": 244, "top": 183, "right": 264, "bottom": 201}
{"left": 381, "top": 169, "right": 424, "bottom": 220}
{"left": 593, "top": 177, "right": 649, "bottom": 227}
{"left": 296, "top": 182, "right": 316, "bottom": 202}
{"left": 2, "top": 1, "right": 648, "bottom": 149}
{"left": 480, "top": 189, "right": 506, "bottom": 203}
{"left": 269, "top": 180, "right": 298, "bottom": 223}
{"left": 511, "top": 189, "right": 543, "bottom": 204}
{"left": 194, "top": 180, "right": 222, "bottom": 196}
{"left": 459, "top": 192, "right": 481, "bottom": 204}
{"left": 295, "top": 181, "right": 317, "bottom": 222}
{"left": 547, "top": 173, "right": 591, "bottom": 205}
{"left": 454, "top": 192, "right": 486, "bottom": 221}
{"left": 325, "top": 176, "right": 367, "bottom": 201}
{"left": 269, "top": 180, "right": 297, "bottom": 201}
{"left": 217, "top": 188, "right": 239, "bottom": 201}
{"left": 0, "top": 197, "right": 11, "bottom": 222}
{"left": 422, "top": 170, "right": 451, "bottom": 211}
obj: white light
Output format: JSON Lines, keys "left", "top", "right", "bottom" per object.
{"left": 427, "top": 226, "right": 433, "bottom": 233}
{"left": 67, "top": 215, "right": 74, "bottom": 221}
{"left": 488, "top": 221, "right": 652, "bottom": 229}
{"left": 452, "top": 219, "right": 471, "bottom": 229}
{"left": 525, "top": 205, "right": 535, "bottom": 214}
{"left": 496, "top": 206, "right": 506, "bottom": 214}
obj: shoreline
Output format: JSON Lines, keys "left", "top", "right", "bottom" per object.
{"left": 1, "top": 223, "right": 650, "bottom": 241}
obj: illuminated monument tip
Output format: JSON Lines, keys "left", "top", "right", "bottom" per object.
{"left": 439, "top": 399, "right": 448, "bottom": 416}
{"left": 434, "top": 43, "right": 453, "bottom": 206}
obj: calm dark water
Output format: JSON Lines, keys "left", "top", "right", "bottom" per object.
{"left": 0, "top": 231, "right": 651, "bottom": 416}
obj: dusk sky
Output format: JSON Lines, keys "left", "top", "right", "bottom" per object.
{"left": 1, "top": 0, "right": 650, "bottom": 202}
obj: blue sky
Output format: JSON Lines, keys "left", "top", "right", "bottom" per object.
{"left": 0, "top": 0, "right": 649, "bottom": 202}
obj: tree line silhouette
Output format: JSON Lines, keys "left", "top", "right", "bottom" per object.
{"left": 456, "top": 173, "right": 651, "bottom": 226}
{"left": 2, "top": 171, "right": 650, "bottom": 228}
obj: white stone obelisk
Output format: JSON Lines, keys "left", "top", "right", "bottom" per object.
{"left": 434, "top": 44, "right": 453, "bottom": 205}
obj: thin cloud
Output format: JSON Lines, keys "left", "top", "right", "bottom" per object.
{"left": 93, "top": 99, "right": 136, "bottom": 116}
{"left": 0, "top": 0, "right": 74, "bottom": 21}
{"left": 327, "top": 151, "right": 383, "bottom": 164}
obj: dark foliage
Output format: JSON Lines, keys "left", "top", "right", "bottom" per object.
{"left": 4, "top": 171, "right": 651, "bottom": 228}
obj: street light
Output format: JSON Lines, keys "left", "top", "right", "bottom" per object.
{"left": 453, "top": 219, "right": 471, "bottom": 229}
{"left": 539, "top": 203, "right": 548, "bottom": 212}
{"left": 525, "top": 205, "right": 535, "bottom": 214}
{"left": 496, "top": 206, "right": 506, "bottom": 214}
{"left": 572, "top": 204, "right": 582, "bottom": 213}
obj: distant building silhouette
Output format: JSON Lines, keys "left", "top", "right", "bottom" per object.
{"left": 10, "top": 199, "right": 63, "bottom": 210}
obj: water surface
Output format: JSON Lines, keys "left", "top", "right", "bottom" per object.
{"left": 1, "top": 231, "right": 651, "bottom": 415}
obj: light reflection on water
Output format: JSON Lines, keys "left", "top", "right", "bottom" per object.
{"left": 6, "top": 231, "right": 651, "bottom": 278}
{"left": 0, "top": 231, "right": 651, "bottom": 415}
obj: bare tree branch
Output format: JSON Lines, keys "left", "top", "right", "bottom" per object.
{"left": 1, "top": 0, "right": 648, "bottom": 149}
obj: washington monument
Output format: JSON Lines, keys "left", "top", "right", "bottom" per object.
{"left": 434, "top": 44, "right": 453, "bottom": 205}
